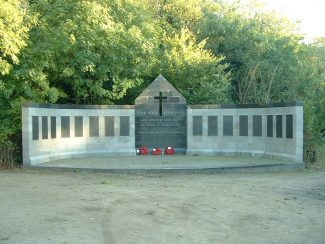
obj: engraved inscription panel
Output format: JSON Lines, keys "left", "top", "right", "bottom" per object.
{"left": 120, "top": 116, "right": 130, "bottom": 136}
{"left": 223, "top": 116, "right": 233, "bottom": 136}
{"left": 208, "top": 116, "right": 218, "bottom": 136}
{"left": 253, "top": 115, "right": 262, "bottom": 137}
{"left": 51, "top": 116, "right": 56, "bottom": 139}
{"left": 286, "top": 115, "right": 293, "bottom": 139}
{"left": 276, "top": 115, "right": 283, "bottom": 138}
{"left": 61, "top": 116, "right": 70, "bottom": 138}
{"left": 135, "top": 103, "right": 187, "bottom": 149}
{"left": 75, "top": 116, "right": 83, "bottom": 137}
{"left": 42, "top": 116, "right": 48, "bottom": 139}
{"left": 193, "top": 116, "right": 203, "bottom": 136}
{"left": 267, "top": 115, "right": 273, "bottom": 137}
{"left": 89, "top": 116, "right": 99, "bottom": 137}
{"left": 32, "top": 116, "right": 39, "bottom": 140}
{"left": 239, "top": 115, "right": 248, "bottom": 136}
{"left": 105, "top": 116, "right": 114, "bottom": 136}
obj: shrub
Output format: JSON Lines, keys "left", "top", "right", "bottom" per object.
{"left": 0, "top": 139, "right": 17, "bottom": 169}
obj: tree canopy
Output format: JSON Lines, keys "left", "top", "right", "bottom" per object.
{"left": 0, "top": 0, "right": 324, "bottom": 164}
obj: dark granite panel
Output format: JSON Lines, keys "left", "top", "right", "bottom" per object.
{"left": 51, "top": 116, "right": 56, "bottom": 138}
{"left": 105, "top": 116, "right": 114, "bottom": 136}
{"left": 208, "top": 116, "right": 218, "bottom": 136}
{"left": 239, "top": 115, "right": 248, "bottom": 136}
{"left": 32, "top": 116, "right": 39, "bottom": 140}
{"left": 286, "top": 115, "right": 293, "bottom": 139}
{"left": 253, "top": 115, "right": 262, "bottom": 137}
{"left": 89, "top": 116, "right": 99, "bottom": 137}
{"left": 120, "top": 116, "right": 130, "bottom": 136}
{"left": 134, "top": 76, "right": 187, "bottom": 148}
{"left": 267, "top": 115, "right": 273, "bottom": 137}
{"left": 74, "top": 116, "right": 83, "bottom": 137}
{"left": 193, "top": 116, "right": 203, "bottom": 136}
{"left": 42, "top": 116, "right": 48, "bottom": 139}
{"left": 223, "top": 116, "right": 233, "bottom": 136}
{"left": 61, "top": 116, "right": 70, "bottom": 138}
{"left": 135, "top": 103, "right": 187, "bottom": 148}
{"left": 276, "top": 115, "right": 283, "bottom": 138}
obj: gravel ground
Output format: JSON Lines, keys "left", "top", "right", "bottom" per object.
{"left": 0, "top": 169, "right": 324, "bottom": 244}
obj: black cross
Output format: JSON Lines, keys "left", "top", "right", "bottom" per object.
{"left": 154, "top": 92, "right": 167, "bottom": 116}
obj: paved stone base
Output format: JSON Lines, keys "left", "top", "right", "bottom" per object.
{"left": 22, "top": 155, "right": 304, "bottom": 174}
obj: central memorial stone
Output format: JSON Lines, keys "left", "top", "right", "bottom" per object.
{"left": 135, "top": 75, "right": 187, "bottom": 152}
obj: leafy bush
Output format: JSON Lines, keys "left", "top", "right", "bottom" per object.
{"left": 0, "top": 139, "right": 17, "bottom": 169}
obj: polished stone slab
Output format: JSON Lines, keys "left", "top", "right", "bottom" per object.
{"left": 74, "top": 116, "right": 83, "bottom": 137}
{"left": 193, "top": 116, "right": 203, "bottom": 136}
{"left": 239, "top": 115, "right": 248, "bottom": 136}
{"left": 89, "top": 116, "right": 99, "bottom": 137}
{"left": 135, "top": 75, "right": 187, "bottom": 149}
{"left": 51, "top": 116, "right": 56, "bottom": 139}
{"left": 61, "top": 116, "right": 70, "bottom": 138}
{"left": 267, "top": 115, "right": 273, "bottom": 137}
{"left": 42, "top": 116, "right": 48, "bottom": 139}
{"left": 135, "top": 104, "right": 187, "bottom": 148}
{"left": 208, "top": 116, "right": 218, "bottom": 136}
{"left": 253, "top": 115, "right": 262, "bottom": 137}
{"left": 286, "top": 115, "right": 293, "bottom": 138}
{"left": 120, "top": 116, "right": 130, "bottom": 136}
{"left": 276, "top": 115, "right": 283, "bottom": 138}
{"left": 105, "top": 116, "right": 114, "bottom": 136}
{"left": 32, "top": 116, "right": 39, "bottom": 140}
{"left": 223, "top": 116, "right": 233, "bottom": 136}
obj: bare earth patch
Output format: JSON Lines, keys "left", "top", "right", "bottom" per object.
{"left": 0, "top": 169, "right": 324, "bottom": 243}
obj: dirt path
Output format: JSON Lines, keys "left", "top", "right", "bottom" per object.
{"left": 0, "top": 169, "right": 324, "bottom": 244}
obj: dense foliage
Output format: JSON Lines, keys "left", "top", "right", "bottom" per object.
{"left": 0, "top": 0, "right": 324, "bottom": 165}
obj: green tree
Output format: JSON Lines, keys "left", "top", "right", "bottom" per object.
{"left": 0, "top": 0, "right": 32, "bottom": 79}
{"left": 0, "top": 0, "right": 35, "bottom": 141}
{"left": 154, "top": 28, "right": 230, "bottom": 104}
{"left": 0, "top": 0, "right": 36, "bottom": 165}
{"left": 11, "top": 0, "right": 162, "bottom": 105}
{"left": 195, "top": 1, "right": 303, "bottom": 103}
{"left": 296, "top": 40, "right": 325, "bottom": 162}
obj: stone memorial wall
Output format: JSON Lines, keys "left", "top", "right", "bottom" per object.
{"left": 187, "top": 102, "right": 303, "bottom": 162}
{"left": 22, "top": 104, "right": 135, "bottom": 165}
{"left": 22, "top": 75, "right": 303, "bottom": 165}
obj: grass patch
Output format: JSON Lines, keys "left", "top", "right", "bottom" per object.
{"left": 0, "top": 140, "right": 19, "bottom": 170}
{"left": 306, "top": 143, "right": 325, "bottom": 169}
{"left": 315, "top": 143, "right": 325, "bottom": 168}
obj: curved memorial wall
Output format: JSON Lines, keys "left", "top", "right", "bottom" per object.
{"left": 187, "top": 102, "right": 303, "bottom": 162}
{"left": 22, "top": 76, "right": 303, "bottom": 166}
{"left": 22, "top": 104, "right": 135, "bottom": 165}
{"left": 22, "top": 102, "right": 303, "bottom": 165}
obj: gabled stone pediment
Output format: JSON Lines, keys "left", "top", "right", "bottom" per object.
{"left": 135, "top": 75, "right": 186, "bottom": 104}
